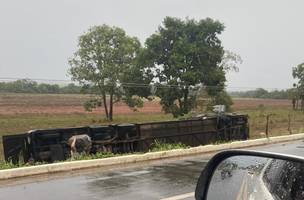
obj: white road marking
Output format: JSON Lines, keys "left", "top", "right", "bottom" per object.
{"left": 160, "top": 192, "right": 195, "bottom": 200}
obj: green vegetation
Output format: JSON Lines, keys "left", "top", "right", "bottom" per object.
{"left": 212, "top": 140, "right": 239, "bottom": 145}
{"left": 0, "top": 160, "right": 47, "bottom": 170}
{"left": 0, "top": 160, "right": 21, "bottom": 170}
{"left": 69, "top": 25, "right": 151, "bottom": 121}
{"left": 70, "top": 152, "right": 115, "bottom": 161}
{"left": 292, "top": 63, "right": 304, "bottom": 111}
{"left": 0, "top": 152, "right": 115, "bottom": 170}
{"left": 229, "top": 88, "right": 292, "bottom": 99}
{"left": 0, "top": 79, "right": 83, "bottom": 94}
{"left": 67, "top": 17, "right": 243, "bottom": 119}
{"left": 141, "top": 17, "right": 241, "bottom": 117}
{"left": 211, "top": 91, "right": 233, "bottom": 111}
{"left": 149, "top": 140, "right": 189, "bottom": 152}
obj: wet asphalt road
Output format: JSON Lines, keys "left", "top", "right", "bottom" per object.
{"left": 1, "top": 140, "right": 304, "bottom": 200}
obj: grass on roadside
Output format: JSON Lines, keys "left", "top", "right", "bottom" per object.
{"left": 0, "top": 152, "right": 116, "bottom": 170}
{"left": 149, "top": 140, "right": 189, "bottom": 152}
{"left": 0, "top": 140, "right": 189, "bottom": 170}
{"left": 0, "top": 160, "right": 21, "bottom": 170}
{"left": 0, "top": 160, "right": 48, "bottom": 170}
{"left": 70, "top": 152, "right": 115, "bottom": 161}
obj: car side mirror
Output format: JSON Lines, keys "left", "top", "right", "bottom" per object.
{"left": 195, "top": 150, "right": 304, "bottom": 200}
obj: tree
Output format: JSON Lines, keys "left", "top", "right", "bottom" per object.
{"left": 4, "top": 79, "right": 39, "bottom": 93}
{"left": 292, "top": 63, "right": 304, "bottom": 110}
{"left": 212, "top": 91, "right": 233, "bottom": 111}
{"left": 37, "top": 83, "right": 60, "bottom": 93}
{"left": 254, "top": 88, "right": 268, "bottom": 98}
{"left": 60, "top": 83, "right": 82, "bottom": 94}
{"left": 220, "top": 50, "right": 242, "bottom": 73}
{"left": 69, "top": 25, "right": 147, "bottom": 121}
{"left": 141, "top": 17, "right": 226, "bottom": 117}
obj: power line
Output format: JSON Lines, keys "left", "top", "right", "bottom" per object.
{"left": 0, "top": 77, "right": 291, "bottom": 90}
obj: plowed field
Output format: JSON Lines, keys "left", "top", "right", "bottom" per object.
{"left": 0, "top": 93, "right": 292, "bottom": 114}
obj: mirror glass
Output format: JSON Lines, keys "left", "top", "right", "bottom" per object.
{"left": 207, "top": 156, "right": 304, "bottom": 200}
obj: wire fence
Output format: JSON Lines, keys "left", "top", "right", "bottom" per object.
{"left": 249, "top": 111, "right": 304, "bottom": 139}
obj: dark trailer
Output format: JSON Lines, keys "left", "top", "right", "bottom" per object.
{"left": 2, "top": 113, "right": 249, "bottom": 164}
{"left": 138, "top": 113, "right": 249, "bottom": 150}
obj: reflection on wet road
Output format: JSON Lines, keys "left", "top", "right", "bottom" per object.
{"left": 0, "top": 158, "right": 208, "bottom": 200}
{"left": 1, "top": 140, "right": 304, "bottom": 200}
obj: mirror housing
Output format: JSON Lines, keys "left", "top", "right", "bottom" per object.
{"left": 195, "top": 150, "right": 304, "bottom": 200}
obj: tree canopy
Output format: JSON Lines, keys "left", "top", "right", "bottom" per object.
{"left": 69, "top": 25, "right": 150, "bottom": 121}
{"left": 140, "top": 17, "right": 227, "bottom": 117}
{"left": 292, "top": 63, "right": 304, "bottom": 110}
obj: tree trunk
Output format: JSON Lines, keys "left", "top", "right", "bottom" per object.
{"left": 296, "top": 98, "right": 299, "bottom": 110}
{"left": 178, "top": 98, "right": 183, "bottom": 110}
{"left": 183, "top": 89, "right": 189, "bottom": 114}
{"left": 109, "top": 92, "right": 113, "bottom": 121}
{"left": 102, "top": 93, "right": 109, "bottom": 120}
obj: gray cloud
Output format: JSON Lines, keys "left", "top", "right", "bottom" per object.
{"left": 0, "top": 0, "right": 303, "bottom": 89}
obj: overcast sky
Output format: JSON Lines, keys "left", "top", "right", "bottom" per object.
{"left": 0, "top": 0, "right": 303, "bottom": 90}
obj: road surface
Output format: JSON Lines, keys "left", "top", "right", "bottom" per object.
{"left": 1, "top": 140, "right": 304, "bottom": 200}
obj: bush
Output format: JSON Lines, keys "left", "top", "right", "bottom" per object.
{"left": 206, "top": 91, "right": 233, "bottom": 112}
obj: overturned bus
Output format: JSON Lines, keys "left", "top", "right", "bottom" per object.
{"left": 2, "top": 113, "right": 249, "bottom": 164}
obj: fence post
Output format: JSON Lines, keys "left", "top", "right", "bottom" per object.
{"left": 288, "top": 114, "right": 292, "bottom": 134}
